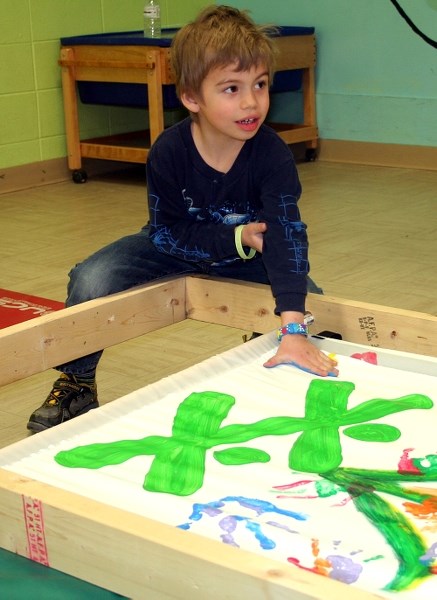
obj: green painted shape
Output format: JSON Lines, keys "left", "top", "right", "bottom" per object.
{"left": 343, "top": 423, "right": 401, "bottom": 442}
{"left": 412, "top": 454, "right": 437, "bottom": 475}
{"left": 55, "top": 382, "right": 433, "bottom": 493}
{"left": 214, "top": 447, "right": 271, "bottom": 465}
{"left": 289, "top": 380, "right": 432, "bottom": 473}
{"left": 54, "top": 381, "right": 436, "bottom": 592}
{"left": 144, "top": 391, "right": 236, "bottom": 495}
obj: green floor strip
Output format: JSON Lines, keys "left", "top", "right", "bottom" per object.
{"left": 0, "top": 548, "right": 126, "bottom": 599}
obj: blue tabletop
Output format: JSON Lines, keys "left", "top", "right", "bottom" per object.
{"left": 61, "top": 26, "right": 314, "bottom": 47}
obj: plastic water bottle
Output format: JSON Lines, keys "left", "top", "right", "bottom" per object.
{"left": 143, "top": 0, "right": 161, "bottom": 38}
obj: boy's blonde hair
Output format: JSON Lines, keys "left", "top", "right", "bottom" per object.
{"left": 171, "top": 5, "right": 277, "bottom": 99}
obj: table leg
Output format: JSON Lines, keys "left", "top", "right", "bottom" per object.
{"left": 146, "top": 49, "right": 164, "bottom": 145}
{"left": 302, "top": 66, "right": 318, "bottom": 154}
{"left": 59, "top": 48, "right": 82, "bottom": 171}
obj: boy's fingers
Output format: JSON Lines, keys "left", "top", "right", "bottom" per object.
{"left": 263, "top": 355, "right": 278, "bottom": 368}
{"left": 263, "top": 354, "right": 339, "bottom": 377}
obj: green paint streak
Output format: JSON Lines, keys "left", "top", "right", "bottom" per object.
{"left": 333, "top": 465, "right": 437, "bottom": 485}
{"left": 364, "top": 555, "right": 385, "bottom": 563}
{"left": 340, "top": 394, "right": 433, "bottom": 425}
{"left": 55, "top": 436, "right": 175, "bottom": 468}
{"left": 324, "top": 468, "right": 436, "bottom": 504}
{"left": 323, "top": 467, "right": 437, "bottom": 590}
{"left": 214, "top": 447, "right": 270, "bottom": 465}
{"left": 314, "top": 479, "right": 341, "bottom": 498}
{"left": 211, "top": 415, "right": 309, "bottom": 444}
{"left": 352, "top": 491, "right": 429, "bottom": 591}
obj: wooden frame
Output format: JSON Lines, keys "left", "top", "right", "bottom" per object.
{"left": 1, "top": 276, "right": 436, "bottom": 599}
{"left": 59, "top": 32, "right": 318, "bottom": 175}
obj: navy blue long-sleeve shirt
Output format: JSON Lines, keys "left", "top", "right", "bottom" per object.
{"left": 146, "top": 117, "right": 309, "bottom": 314}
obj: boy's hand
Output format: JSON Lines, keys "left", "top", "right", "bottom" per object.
{"left": 241, "top": 222, "right": 267, "bottom": 254}
{"left": 263, "top": 334, "right": 339, "bottom": 377}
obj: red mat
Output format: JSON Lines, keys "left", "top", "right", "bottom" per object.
{"left": 0, "top": 289, "right": 64, "bottom": 329}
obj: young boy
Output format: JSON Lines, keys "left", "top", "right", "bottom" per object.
{"left": 27, "top": 5, "right": 337, "bottom": 433}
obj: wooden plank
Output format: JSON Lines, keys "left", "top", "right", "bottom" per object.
{"left": 72, "top": 65, "right": 153, "bottom": 84}
{"left": 276, "top": 125, "right": 318, "bottom": 145}
{"left": 0, "top": 468, "right": 383, "bottom": 600}
{"left": 305, "top": 293, "right": 437, "bottom": 357}
{"left": 59, "top": 58, "right": 155, "bottom": 70}
{"left": 185, "top": 277, "right": 437, "bottom": 357}
{"left": 186, "top": 276, "right": 278, "bottom": 332}
{"left": 80, "top": 142, "right": 149, "bottom": 163}
{"left": 61, "top": 44, "right": 175, "bottom": 85}
{"left": 0, "top": 278, "right": 186, "bottom": 387}
{"left": 145, "top": 48, "right": 164, "bottom": 143}
{"left": 2, "top": 274, "right": 436, "bottom": 388}
{"left": 81, "top": 127, "right": 319, "bottom": 164}
{"left": 2, "top": 275, "right": 436, "bottom": 390}
{"left": 302, "top": 67, "right": 317, "bottom": 131}
{"left": 274, "top": 35, "right": 316, "bottom": 70}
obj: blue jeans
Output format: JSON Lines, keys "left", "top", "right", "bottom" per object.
{"left": 59, "top": 225, "right": 322, "bottom": 374}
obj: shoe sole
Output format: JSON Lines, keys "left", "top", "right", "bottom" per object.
{"left": 26, "top": 420, "right": 49, "bottom": 434}
{"left": 26, "top": 401, "right": 99, "bottom": 433}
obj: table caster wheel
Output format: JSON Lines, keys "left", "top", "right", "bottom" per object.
{"left": 72, "top": 169, "right": 88, "bottom": 183}
{"left": 305, "top": 148, "right": 317, "bottom": 162}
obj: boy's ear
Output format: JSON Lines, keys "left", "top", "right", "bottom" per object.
{"left": 180, "top": 91, "right": 201, "bottom": 114}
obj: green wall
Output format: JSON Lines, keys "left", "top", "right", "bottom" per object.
{"left": 0, "top": 0, "right": 208, "bottom": 169}
{"left": 1, "top": 0, "right": 436, "bottom": 170}
{"left": 236, "top": 0, "right": 437, "bottom": 147}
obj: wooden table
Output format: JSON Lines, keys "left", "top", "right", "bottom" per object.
{"left": 59, "top": 27, "right": 318, "bottom": 182}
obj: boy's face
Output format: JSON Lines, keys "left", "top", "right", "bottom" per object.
{"left": 183, "top": 62, "right": 270, "bottom": 142}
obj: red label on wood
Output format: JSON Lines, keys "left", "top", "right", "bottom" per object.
{"left": 22, "top": 495, "right": 50, "bottom": 566}
{"left": 0, "top": 289, "right": 63, "bottom": 329}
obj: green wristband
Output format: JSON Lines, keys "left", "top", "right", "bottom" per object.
{"left": 235, "top": 224, "right": 256, "bottom": 260}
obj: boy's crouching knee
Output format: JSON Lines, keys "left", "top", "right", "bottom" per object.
{"left": 67, "top": 260, "right": 119, "bottom": 304}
